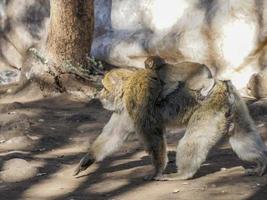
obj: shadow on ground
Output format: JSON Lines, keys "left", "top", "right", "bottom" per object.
{"left": 0, "top": 95, "right": 266, "bottom": 200}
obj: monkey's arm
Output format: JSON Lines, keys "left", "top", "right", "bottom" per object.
{"left": 157, "top": 62, "right": 215, "bottom": 99}
{"left": 74, "top": 111, "right": 135, "bottom": 176}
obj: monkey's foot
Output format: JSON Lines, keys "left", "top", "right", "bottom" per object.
{"left": 155, "top": 173, "right": 190, "bottom": 181}
{"left": 245, "top": 166, "right": 266, "bottom": 177}
{"left": 73, "top": 153, "right": 95, "bottom": 176}
{"left": 143, "top": 173, "right": 166, "bottom": 181}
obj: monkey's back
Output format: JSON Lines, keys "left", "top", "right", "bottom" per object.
{"left": 123, "top": 69, "right": 163, "bottom": 132}
{"left": 161, "top": 80, "right": 232, "bottom": 128}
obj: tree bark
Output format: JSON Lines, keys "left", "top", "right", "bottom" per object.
{"left": 46, "top": 0, "right": 94, "bottom": 66}
{"left": 1, "top": 0, "right": 98, "bottom": 101}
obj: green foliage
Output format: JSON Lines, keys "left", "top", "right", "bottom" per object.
{"left": 29, "top": 48, "right": 48, "bottom": 65}
{"left": 29, "top": 48, "right": 105, "bottom": 77}
{"left": 62, "top": 56, "right": 104, "bottom": 76}
{"left": 86, "top": 56, "right": 104, "bottom": 71}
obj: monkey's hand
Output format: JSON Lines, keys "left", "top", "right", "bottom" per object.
{"left": 144, "top": 173, "right": 170, "bottom": 181}
{"left": 153, "top": 173, "right": 189, "bottom": 181}
{"left": 245, "top": 166, "right": 266, "bottom": 177}
{"left": 73, "top": 153, "right": 95, "bottom": 176}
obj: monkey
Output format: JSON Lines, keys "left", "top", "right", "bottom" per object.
{"left": 247, "top": 69, "right": 267, "bottom": 99}
{"left": 74, "top": 57, "right": 267, "bottom": 181}
{"left": 98, "top": 68, "right": 135, "bottom": 112}
{"left": 157, "top": 79, "right": 265, "bottom": 181}
{"left": 74, "top": 66, "right": 166, "bottom": 178}
{"left": 144, "top": 56, "right": 215, "bottom": 100}
{"left": 144, "top": 55, "right": 166, "bottom": 70}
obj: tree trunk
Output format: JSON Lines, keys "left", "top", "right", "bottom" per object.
{"left": 1, "top": 0, "right": 98, "bottom": 101}
{"left": 46, "top": 0, "right": 94, "bottom": 66}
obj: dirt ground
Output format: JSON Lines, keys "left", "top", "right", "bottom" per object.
{"left": 0, "top": 94, "right": 267, "bottom": 200}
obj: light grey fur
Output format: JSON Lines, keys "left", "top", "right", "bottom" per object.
{"left": 156, "top": 81, "right": 267, "bottom": 180}
{"left": 74, "top": 111, "right": 135, "bottom": 176}
{"left": 145, "top": 57, "right": 215, "bottom": 100}
{"left": 228, "top": 82, "right": 267, "bottom": 176}
{"left": 75, "top": 75, "right": 267, "bottom": 180}
{"left": 91, "top": 112, "right": 135, "bottom": 161}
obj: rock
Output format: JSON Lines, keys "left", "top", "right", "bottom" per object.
{"left": 0, "top": 70, "right": 20, "bottom": 85}
{"left": 211, "top": 184, "right": 217, "bottom": 188}
{"left": 0, "top": 158, "right": 38, "bottom": 182}
{"left": 4, "top": 135, "right": 33, "bottom": 146}
{"left": 36, "top": 172, "right": 47, "bottom": 177}
{"left": 0, "top": 136, "right": 35, "bottom": 151}
{"left": 0, "top": 102, "right": 23, "bottom": 113}
{"left": 0, "top": 140, "right": 5, "bottom": 144}
{"left": 57, "top": 73, "right": 96, "bottom": 97}
{"left": 173, "top": 189, "right": 180, "bottom": 193}
{"left": 0, "top": 113, "right": 31, "bottom": 142}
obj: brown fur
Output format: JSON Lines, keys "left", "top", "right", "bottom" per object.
{"left": 74, "top": 62, "right": 267, "bottom": 180}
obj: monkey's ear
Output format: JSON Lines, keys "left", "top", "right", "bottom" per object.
{"left": 187, "top": 75, "right": 215, "bottom": 97}
{"left": 200, "top": 79, "right": 215, "bottom": 97}
{"left": 145, "top": 56, "right": 166, "bottom": 70}
{"left": 102, "top": 75, "right": 123, "bottom": 93}
{"left": 102, "top": 69, "right": 133, "bottom": 92}
{"left": 108, "top": 74, "right": 121, "bottom": 85}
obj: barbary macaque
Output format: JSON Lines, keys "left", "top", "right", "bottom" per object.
{"left": 145, "top": 56, "right": 215, "bottom": 99}
{"left": 74, "top": 57, "right": 267, "bottom": 181}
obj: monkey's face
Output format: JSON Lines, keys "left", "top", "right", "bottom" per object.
{"left": 99, "top": 87, "right": 121, "bottom": 112}
{"left": 98, "top": 69, "right": 133, "bottom": 112}
{"left": 145, "top": 56, "right": 166, "bottom": 70}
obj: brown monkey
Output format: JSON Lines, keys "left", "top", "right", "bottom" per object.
{"left": 145, "top": 56, "right": 215, "bottom": 99}
{"left": 74, "top": 66, "right": 166, "bottom": 178}
{"left": 144, "top": 56, "right": 166, "bottom": 70}
{"left": 74, "top": 57, "right": 267, "bottom": 180}
{"left": 73, "top": 68, "right": 136, "bottom": 175}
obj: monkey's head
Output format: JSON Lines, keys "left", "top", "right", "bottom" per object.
{"left": 99, "top": 69, "right": 134, "bottom": 112}
{"left": 145, "top": 56, "right": 166, "bottom": 70}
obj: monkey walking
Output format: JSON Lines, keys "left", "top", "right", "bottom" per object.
{"left": 74, "top": 57, "right": 267, "bottom": 180}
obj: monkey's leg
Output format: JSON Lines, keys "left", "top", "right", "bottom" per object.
{"left": 229, "top": 128, "right": 267, "bottom": 176}
{"left": 158, "top": 111, "right": 226, "bottom": 181}
{"left": 226, "top": 86, "right": 267, "bottom": 176}
{"left": 142, "top": 130, "right": 167, "bottom": 180}
{"left": 74, "top": 112, "right": 135, "bottom": 176}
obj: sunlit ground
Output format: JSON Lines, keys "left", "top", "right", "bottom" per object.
{"left": 0, "top": 95, "right": 267, "bottom": 200}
